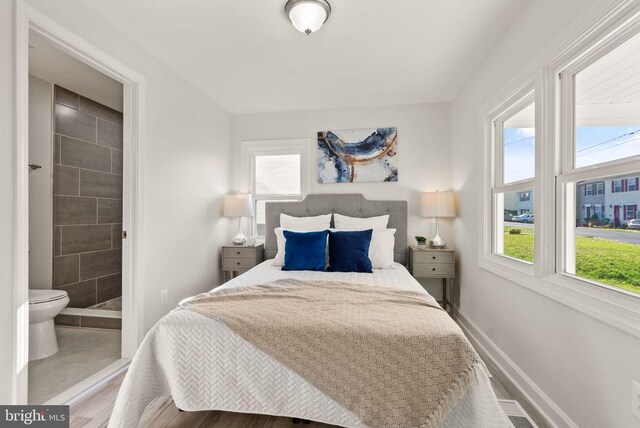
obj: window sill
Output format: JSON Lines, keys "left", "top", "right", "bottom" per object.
{"left": 479, "top": 256, "right": 640, "bottom": 339}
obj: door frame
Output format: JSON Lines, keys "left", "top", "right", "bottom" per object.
{"left": 13, "top": 1, "right": 146, "bottom": 403}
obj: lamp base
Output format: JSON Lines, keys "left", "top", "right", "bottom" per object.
{"left": 232, "top": 217, "right": 247, "bottom": 245}
{"left": 429, "top": 232, "right": 447, "bottom": 249}
{"left": 231, "top": 232, "right": 247, "bottom": 246}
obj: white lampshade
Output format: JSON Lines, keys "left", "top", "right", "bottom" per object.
{"left": 224, "top": 194, "right": 254, "bottom": 218}
{"left": 420, "top": 191, "right": 456, "bottom": 218}
{"left": 285, "top": 0, "right": 331, "bottom": 35}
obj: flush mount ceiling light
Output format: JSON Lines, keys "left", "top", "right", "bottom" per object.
{"left": 284, "top": 0, "right": 331, "bottom": 35}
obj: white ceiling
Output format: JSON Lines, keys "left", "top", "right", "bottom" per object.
{"left": 29, "top": 32, "right": 123, "bottom": 112}
{"left": 82, "top": 0, "right": 528, "bottom": 114}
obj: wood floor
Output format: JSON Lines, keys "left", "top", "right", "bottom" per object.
{"left": 68, "top": 364, "right": 546, "bottom": 428}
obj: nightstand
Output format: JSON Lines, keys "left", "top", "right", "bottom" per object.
{"left": 222, "top": 244, "right": 264, "bottom": 282}
{"left": 408, "top": 246, "right": 456, "bottom": 318}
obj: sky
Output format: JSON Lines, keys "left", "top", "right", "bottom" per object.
{"left": 503, "top": 125, "right": 640, "bottom": 183}
{"left": 503, "top": 127, "right": 535, "bottom": 183}
{"left": 575, "top": 126, "right": 640, "bottom": 169}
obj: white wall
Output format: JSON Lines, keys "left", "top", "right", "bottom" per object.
{"left": 29, "top": 32, "right": 123, "bottom": 112}
{"left": 16, "top": 0, "right": 233, "bottom": 344}
{"left": 0, "top": 0, "right": 18, "bottom": 406}
{"left": 451, "top": 1, "right": 640, "bottom": 427}
{"left": 232, "top": 103, "right": 452, "bottom": 298}
{"left": 28, "top": 75, "right": 53, "bottom": 290}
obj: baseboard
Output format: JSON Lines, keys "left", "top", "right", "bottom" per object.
{"left": 457, "top": 309, "right": 578, "bottom": 428}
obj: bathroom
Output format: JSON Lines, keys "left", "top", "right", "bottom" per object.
{"left": 27, "top": 31, "right": 124, "bottom": 404}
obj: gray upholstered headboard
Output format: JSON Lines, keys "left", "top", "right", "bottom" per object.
{"left": 265, "top": 194, "right": 408, "bottom": 265}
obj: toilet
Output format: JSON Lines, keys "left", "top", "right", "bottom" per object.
{"left": 29, "top": 289, "right": 70, "bottom": 361}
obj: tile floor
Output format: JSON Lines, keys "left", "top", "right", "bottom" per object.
{"left": 88, "top": 296, "right": 122, "bottom": 311}
{"left": 28, "top": 326, "right": 121, "bottom": 404}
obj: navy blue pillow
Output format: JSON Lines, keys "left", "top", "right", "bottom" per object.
{"left": 328, "top": 229, "right": 373, "bottom": 273}
{"left": 282, "top": 230, "right": 328, "bottom": 271}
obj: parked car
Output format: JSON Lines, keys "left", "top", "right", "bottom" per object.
{"left": 512, "top": 213, "right": 534, "bottom": 223}
{"left": 504, "top": 212, "right": 514, "bottom": 221}
{"left": 511, "top": 214, "right": 525, "bottom": 222}
{"left": 628, "top": 219, "right": 640, "bottom": 230}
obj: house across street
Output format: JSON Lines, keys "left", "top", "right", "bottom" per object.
{"left": 577, "top": 174, "right": 639, "bottom": 226}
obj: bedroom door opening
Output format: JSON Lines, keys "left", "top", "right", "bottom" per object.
{"left": 27, "top": 31, "right": 125, "bottom": 404}
{"left": 14, "top": 2, "right": 145, "bottom": 405}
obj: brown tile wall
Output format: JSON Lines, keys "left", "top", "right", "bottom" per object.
{"left": 52, "top": 86, "right": 123, "bottom": 309}
{"left": 54, "top": 314, "right": 122, "bottom": 330}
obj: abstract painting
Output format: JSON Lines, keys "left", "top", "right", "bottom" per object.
{"left": 317, "top": 128, "right": 398, "bottom": 183}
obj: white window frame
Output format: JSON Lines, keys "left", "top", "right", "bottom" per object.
{"left": 483, "top": 84, "right": 538, "bottom": 275}
{"left": 629, "top": 178, "right": 637, "bottom": 191}
{"left": 240, "top": 139, "right": 311, "bottom": 237}
{"left": 481, "top": 1, "right": 640, "bottom": 339}
{"left": 556, "top": 19, "right": 640, "bottom": 287}
{"left": 596, "top": 182, "right": 604, "bottom": 195}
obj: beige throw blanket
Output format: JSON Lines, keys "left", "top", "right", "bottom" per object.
{"left": 182, "top": 279, "right": 482, "bottom": 428}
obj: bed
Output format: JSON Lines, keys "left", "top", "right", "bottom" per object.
{"left": 109, "top": 194, "right": 508, "bottom": 428}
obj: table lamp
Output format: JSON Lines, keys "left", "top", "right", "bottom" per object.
{"left": 224, "top": 194, "right": 254, "bottom": 245}
{"left": 420, "top": 191, "right": 456, "bottom": 249}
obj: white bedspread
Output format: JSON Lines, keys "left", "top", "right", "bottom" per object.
{"left": 109, "top": 261, "right": 508, "bottom": 427}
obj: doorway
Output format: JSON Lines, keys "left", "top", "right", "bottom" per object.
{"left": 28, "top": 32, "right": 125, "bottom": 402}
{"left": 14, "top": 2, "right": 145, "bottom": 405}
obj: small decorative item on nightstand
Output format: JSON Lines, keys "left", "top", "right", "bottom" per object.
{"left": 415, "top": 235, "right": 427, "bottom": 250}
{"left": 408, "top": 246, "right": 456, "bottom": 318}
{"left": 221, "top": 243, "right": 264, "bottom": 282}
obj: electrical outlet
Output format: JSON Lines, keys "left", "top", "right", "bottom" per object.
{"left": 160, "top": 289, "right": 168, "bottom": 305}
{"left": 633, "top": 380, "right": 640, "bottom": 420}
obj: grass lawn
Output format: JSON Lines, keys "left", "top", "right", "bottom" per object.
{"left": 503, "top": 228, "right": 640, "bottom": 294}
{"left": 503, "top": 228, "right": 535, "bottom": 262}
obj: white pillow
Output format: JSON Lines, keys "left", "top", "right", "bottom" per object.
{"left": 273, "top": 213, "right": 331, "bottom": 266}
{"left": 280, "top": 213, "right": 332, "bottom": 230}
{"left": 333, "top": 213, "right": 389, "bottom": 230}
{"left": 329, "top": 228, "right": 396, "bottom": 269}
{"left": 368, "top": 228, "right": 396, "bottom": 269}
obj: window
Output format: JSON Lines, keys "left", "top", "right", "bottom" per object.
{"left": 626, "top": 205, "right": 637, "bottom": 220}
{"left": 482, "top": 4, "right": 640, "bottom": 337}
{"left": 503, "top": 104, "right": 535, "bottom": 184}
{"left": 492, "top": 93, "right": 536, "bottom": 265}
{"left": 573, "top": 29, "right": 640, "bottom": 170}
{"left": 241, "top": 139, "right": 310, "bottom": 238}
{"left": 560, "top": 29, "right": 640, "bottom": 295}
{"left": 595, "top": 204, "right": 604, "bottom": 219}
{"left": 613, "top": 180, "right": 623, "bottom": 193}
{"left": 519, "top": 191, "right": 531, "bottom": 201}
{"left": 253, "top": 154, "right": 301, "bottom": 236}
